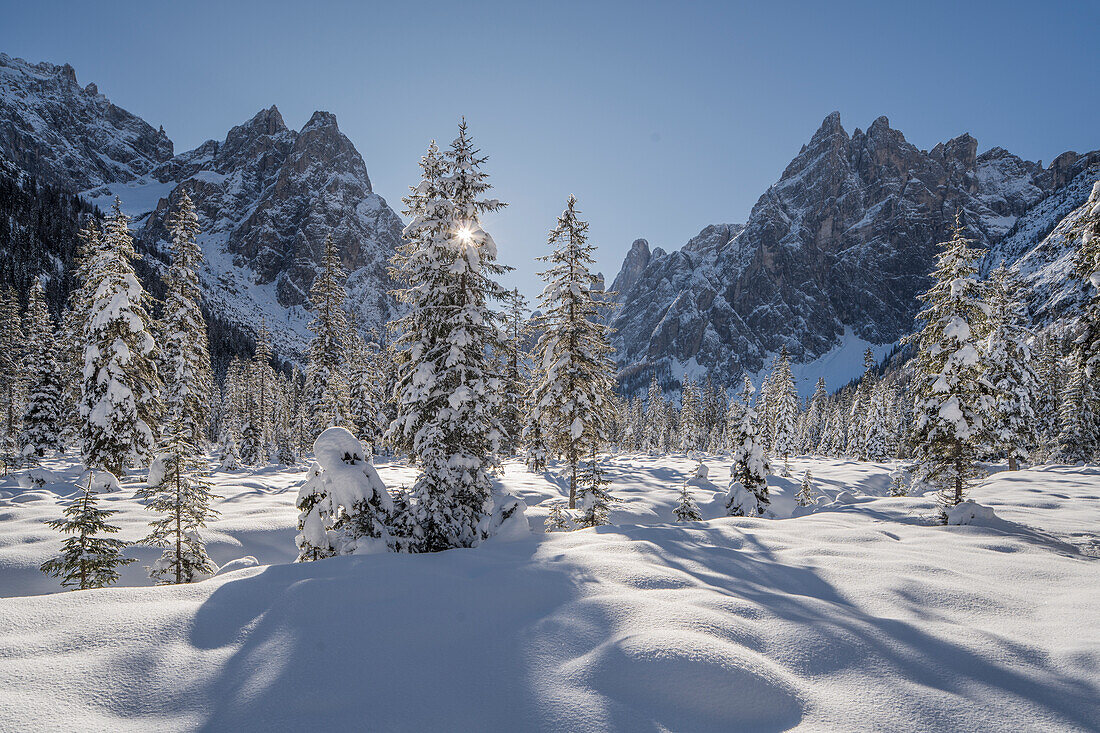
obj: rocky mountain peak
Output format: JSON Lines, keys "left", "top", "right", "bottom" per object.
{"left": 610, "top": 113, "right": 1098, "bottom": 395}
{"left": 0, "top": 53, "right": 174, "bottom": 190}
{"left": 610, "top": 239, "right": 651, "bottom": 295}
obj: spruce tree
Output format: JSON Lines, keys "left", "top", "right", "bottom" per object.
{"left": 160, "top": 189, "right": 213, "bottom": 447}
{"left": 575, "top": 448, "right": 614, "bottom": 528}
{"left": 346, "top": 330, "right": 382, "bottom": 449}
{"left": 1058, "top": 183, "right": 1100, "bottom": 462}
{"left": 769, "top": 346, "right": 798, "bottom": 473}
{"left": 138, "top": 420, "right": 219, "bottom": 584}
{"left": 544, "top": 501, "right": 572, "bottom": 532}
{"left": 295, "top": 426, "right": 397, "bottom": 560}
{"left": 305, "top": 234, "right": 352, "bottom": 436}
{"left": 678, "top": 378, "right": 702, "bottom": 452}
{"left": 80, "top": 199, "right": 161, "bottom": 476}
{"left": 674, "top": 481, "right": 702, "bottom": 521}
{"left": 0, "top": 286, "right": 25, "bottom": 466}
{"left": 726, "top": 377, "right": 770, "bottom": 516}
{"left": 39, "top": 471, "right": 135, "bottom": 589}
{"left": 500, "top": 288, "right": 529, "bottom": 455}
{"left": 645, "top": 374, "right": 665, "bottom": 454}
{"left": 20, "top": 280, "right": 65, "bottom": 459}
{"left": 796, "top": 470, "right": 818, "bottom": 507}
{"left": 529, "top": 195, "right": 616, "bottom": 508}
{"left": 863, "top": 381, "right": 894, "bottom": 461}
{"left": 908, "top": 214, "right": 989, "bottom": 516}
{"left": 389, "top": 125, "right": 510, "bottom": 551}
{"left": 982, "top": 265, "right": 1039, "bottom": 469}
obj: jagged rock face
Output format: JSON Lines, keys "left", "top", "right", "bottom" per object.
{"left": 0, "top": 55, "right": 404, "bottom": 359}
{"left": 0, "top": 54, "right": 172, "bottom": 190}
{"left": 611, "top": 111, "right": 1097, "bottom": 393}
{"left": 136, "top": 106, "right": 404, "bottom": 353}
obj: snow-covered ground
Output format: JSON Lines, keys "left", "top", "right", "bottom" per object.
{"left": 0, "top": 454, "right": 1098, "bottom": 731}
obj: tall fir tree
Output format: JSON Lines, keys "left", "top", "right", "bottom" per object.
{"left": 499, "top": 287, "right": 529, "bottom": 456}
{"left": 80, "top": 199, "right": 161, "bottom": 476}
{"left": 678, "top": 378, "right": 702, "bottom": 452}
{"left": 346, "top": 330, "right": 383, "bottom": 449}
{"left": 908, "top": 214, "right": 989, "bottom": 515}
{"left": 160, "top": 189, "right": 213, "bottom": 446}
{"left": 305, "top": 233, "right": 352, "bottom": 436}
{"left": 20, "top": 280, "right": 65, "bottom": 458}
{"left": 138, "top": 420, "right": 219, "bottom": 584}
{"left": 0, "top": 286, "right": 25, "bottom": 465}
{"left": 529, "top": 195, "right": 616, "bottom": 508}
{"left": 1059, "top": 182, "right": 1100, "bottom": 462}
{"left": 389, "top": 125, "right": 510, "bottom": 551}
{"left": 40, "top": 471, "right": 134, "bottom": 589}
{"left": 726, "top": 376, "right": 770, "bottom": 516}
{"left": 769, "top": 347, "right": 798, "bottom": 473}
{"left": 982, "top": 265, "right": 1039, "bottom": 469}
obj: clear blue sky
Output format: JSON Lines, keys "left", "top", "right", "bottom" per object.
{"left": 2, "top": 0, "right": 1097, "bottom": 300}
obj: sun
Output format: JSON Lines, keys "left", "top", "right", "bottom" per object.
{"left": 455, "top": 226, "right": 475, "bottom": 245}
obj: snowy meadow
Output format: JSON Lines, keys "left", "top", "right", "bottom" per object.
{"left": 1, "top": 452, "right": 1098, "bottom": 731}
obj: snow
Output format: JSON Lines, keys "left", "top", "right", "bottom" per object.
{"left": 82, "top": 179, "right": 177, "bottom": 218}
{"left": 0, "top": 453, "right": 1098, "bottom": 730}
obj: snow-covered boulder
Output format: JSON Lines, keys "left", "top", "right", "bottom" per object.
{"left": 947, "top": 500, "right": 998, "bottom": 526}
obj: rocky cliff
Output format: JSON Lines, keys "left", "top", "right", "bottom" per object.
{"left": 610, "top": 112, "right": 1099, "bottom": 393}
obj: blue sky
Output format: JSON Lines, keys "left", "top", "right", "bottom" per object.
{"left": 1, "top": 0, "right": 1096, "bottom": 300}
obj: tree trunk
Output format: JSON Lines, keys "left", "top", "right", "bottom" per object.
{"left": 175, "top": 466, "right": 182, "bottom": 585}
{"left": 569, "top": 457, "right": 577, "bottom": 509}
{"left": 1008, "top": 455, "right": 1019, "bottom": 472}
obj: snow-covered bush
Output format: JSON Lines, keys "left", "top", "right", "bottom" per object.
{"left": 295, "top": 426, "right": 398, "bottom": 560}
{"left": 946, "top": 500, "right": 998, "bottom": 526}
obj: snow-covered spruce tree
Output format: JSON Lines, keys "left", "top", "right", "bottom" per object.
{"left": 863, "top": 381, "right": 894, "bottom": 461}
{"left": 500, "top": 287, "right": 529, "bottom": 456}
{"left": 726, "top": 376, "right": 770, "bottom": 517}
{"left": 40, "top": 471, "right": 135, "bottom": 590}
{"left": 295, "top": 426, "right": 397, "bottom": 560}
{"left": 796, "top": 470, "right": 818, "bottom": 507}
{"left": 769, "top": 346, "right": 798, "bottom": 474}
{"left": 544, "top": 501, "right": 572, "bottom": 532}
{"left": 160, "top": 189, "right": 213, "bottom": 446}
{"left": 675, "top": 480, "right": 702, "bottom": 521}
{"left": 982, "top": 265, "right": 1039, "bottom": 470}
{"left": 0, "top": 286, "right": 25, "bottom": 466}
{"left": 575, "top": 448, "right": 613, "bottom": 528}
{"left": 644, "top": 374, "right": 664, "bottom": 453}
{"left": 80, "top": 199, "right": 161, "bottom": 476}
{"left": 305, "top": 233, "right": 352, "bottom": 437}
{"left": 138, "top": 419, "right": 219, "bottom": 584}
{"left": 529, "top": 195, "right": 617, "bottom": 509}
{"left": 1058, "top": 182, "right": 1100, "bottom": 462}
{"left": 239, "top": 322, "right": 274, "bottom": 464}
{"left": 678, "top": 378, "right": 702, "bottom": 452}
{"left": 907, "top": 214, "right": 989, "bottom": 516}
{"left": 802, "top": 377, "right": 828, "bottom": 454}
{"left": 346, "top": 330, "right": 382, "bottom": 449}
{"left": 20, "top": 280, "right": 65, "bottom": 459}
{"left": 389, "top": 127, "right": 510, "bottom": 551}
{"left": 59, "top": 221, "right": 103, "bottom": 446}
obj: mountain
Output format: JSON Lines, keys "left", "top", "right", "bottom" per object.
{"left": 0, "top": 53, "right": 172, "bottom": 190}
{"left": 610, "top": 112, "right": 1099, "bottom": 395}
{"left": 0, "top": 54, "right": 404, "bottom": 360}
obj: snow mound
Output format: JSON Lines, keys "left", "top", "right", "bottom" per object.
{"left": 947, "top": 500, "right": 999, "bottom": 526}
{"left": 214, "top": 556, "right": 260, "bottom": 576}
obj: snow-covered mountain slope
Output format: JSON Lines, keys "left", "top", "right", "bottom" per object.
{"left": 987, "top": 169, "right": 1100, "bottom": 326}
{"left": 132, "top": 106, "right": 404, "bottom": 356}
{"left": 1, "top": 55, "right": 404, "bottom": 358}
{"left": 1, "top": 454, "right": 1098, "bottom": 730}
{"left": 0, "top": 53, "right": 172, "bottom": 190}
{"left": 611, "top": 112, "right": 1099, "bottom": 395}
